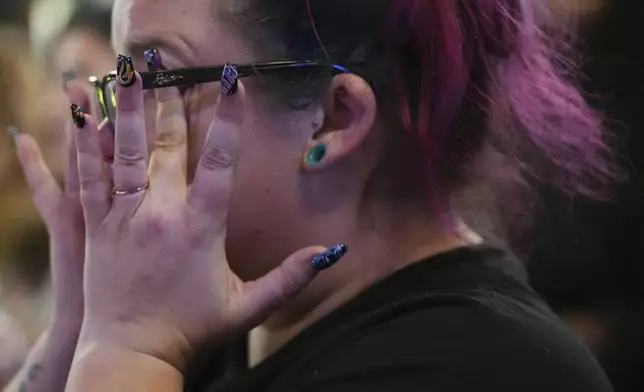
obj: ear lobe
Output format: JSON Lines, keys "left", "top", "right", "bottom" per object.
{"left": 302, "top": 74, "right": 377, "bottom": 172}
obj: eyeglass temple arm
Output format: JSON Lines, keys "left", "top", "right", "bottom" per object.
{"left": 139, "top": 61, "right": 352, "bottom": 90}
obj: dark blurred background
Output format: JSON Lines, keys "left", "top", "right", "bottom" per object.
{"left": 0, "top": 0, "right": 642, "bottom": 390}
{"left": 527, "top": 3, "right": 644, "bottom": 391}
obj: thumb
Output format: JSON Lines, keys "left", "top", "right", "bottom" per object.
{"left": 233, "top": 244, "right": 349, "bottom": 328}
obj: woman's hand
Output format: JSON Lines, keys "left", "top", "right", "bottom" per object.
{"left": 73, "top": 66, "right": 345, "bottom": 370}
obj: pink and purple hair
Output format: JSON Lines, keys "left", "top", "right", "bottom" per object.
{"left": 246, "top": 0, "right": 618, "bottom": 207}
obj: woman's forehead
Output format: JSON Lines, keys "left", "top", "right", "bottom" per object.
{"left": 112, "top": 0, "right": 257, "bottom": 65}
{"left": 112, "top": 13, "right": 237, "bottom": 69}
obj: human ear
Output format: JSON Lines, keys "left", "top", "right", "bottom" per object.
{"left": 302, "top": 74, "right": 376, "bottom": 171}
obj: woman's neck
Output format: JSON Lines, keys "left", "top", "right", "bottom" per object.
{"left": 248, "top": 218, "right": 476, "bottom": 367}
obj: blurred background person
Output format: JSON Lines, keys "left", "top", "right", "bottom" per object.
{"left": 46, "top": 7, "right": 114, "bottom": 87}
{"left": 0, "top": 0, "right": 32, "bottom": 31}
{"left": 0, "top": 26, "right": 53, "bottom": 386}
{"left": 0, "top": 1, "right": 113, "bottom": 386}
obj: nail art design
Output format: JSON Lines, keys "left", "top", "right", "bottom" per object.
{"left": 70, "top": 104, "right": 86, "bottom": 128}
{"left": 312, "top": 243, "right": 348, "bottom": 271}
{"left": 221, "top": 64, "right": 239, "bottom": 96}
{"left": 116, "top": 54, "right": 136, "bottom": 87}
{"left": 144, "top": 48, "right": 164, "bottom": 71}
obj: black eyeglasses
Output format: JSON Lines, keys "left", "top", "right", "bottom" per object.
{"left": 89, "top": 60, "right": 355, "bottom": 131}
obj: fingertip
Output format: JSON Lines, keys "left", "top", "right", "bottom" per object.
{"left": 70, "top": 103, "right": 88, "bottom": 129}
{"left": 299, "top": 246, "right": 331, "bottom": 261}
{"left": 116, "top": 54, "right": 138, "bottom": 87}
{"left": 311, "top": 243, "right": 349, "bottom": 271}
{"left": 284, "top": 246, "right": 329, "bottom": 280}
{"left": 217, "top": 70, "right": 245, "bottom": 123}
{"left": 71, "top": 110, "right": 98, "bottom": 139}
{"left": 308, "top": 247, "right": 331, "bottom": 274}
{"left": 12, "top": 131, "right": 38, "bottom": 159}
{"left": 220, "top": 64, "right": 240, "bottom": 97}
{"left": 66, "top": 81, "right": 92, "bottom": 112}
{"left": 236, "top": 245, "right": 328, "bottom": 324}
{"left": 222, "top": 78, "right": 245, "bottom": 100}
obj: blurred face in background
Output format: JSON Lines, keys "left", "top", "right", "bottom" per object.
{"left": 52, "top": 27, "right": 114, "bottom": 81}
{"left": 41, "top": 26, "right": 115, "bottom": 174}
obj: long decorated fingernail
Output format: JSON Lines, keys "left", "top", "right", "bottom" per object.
{"left": 116, "top": 54, "right": 136, "bottom": 87}
{"left": 312, "top": 243, "right": 348, "bottom": 271}
{"left": 70, "top": 104, "right": 86, "bottom": 128}
{"left": 221, "top": 64, "right": 239, "bottom": 96}
{"left": 144, "top": 48, "right": 164, "bottom": 71}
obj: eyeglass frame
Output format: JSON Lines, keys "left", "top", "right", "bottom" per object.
{"left": 89, "top": 60, "right": 358, "bottom": 131}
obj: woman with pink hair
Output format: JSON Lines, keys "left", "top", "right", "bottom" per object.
{"left": 7, "top": 0, "right": 616, "bottom": 391}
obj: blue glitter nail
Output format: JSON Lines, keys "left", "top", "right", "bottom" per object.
{"left": 312, "top": 243, "right": 348, "bottom": 271}
{"left": 221, "top": 64, "right": 239, "bottom": 96}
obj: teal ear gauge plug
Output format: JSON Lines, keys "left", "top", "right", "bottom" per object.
{"left": 305, "top": 144, "right": 328, "bottom": 166}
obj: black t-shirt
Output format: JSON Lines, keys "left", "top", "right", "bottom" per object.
{"left": 188, "top": 246, "right": 613, "bottom": 392}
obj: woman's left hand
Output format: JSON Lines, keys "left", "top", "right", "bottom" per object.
{"left": 72, "top": 68, "right": 340, "bottom": 369}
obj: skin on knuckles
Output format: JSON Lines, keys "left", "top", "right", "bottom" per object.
{"left": 187, "top": 82, "right": 245, "bottom": 225}
{"left": 112, "top": 71, "right": 149, "bottom": 207}
{"left": 106, "top": 83, "right": 241, "bottom": 308}
{"left": 74, "top": 113, "right": 111, "bottom": 227}
{"left": 76, "top": 78, "right": 326, "bottom": 363}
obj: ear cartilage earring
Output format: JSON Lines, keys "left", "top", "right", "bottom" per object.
{"left": 305, "top": 143, "right": 328, "bottom": 166}
{"left": 312, "top": 243, "right": 349, "bottom": 271}
{"left": 221, "top": 64, "right": 239, "bottom": 96}
{"left": 144, "top": 48, "right": 164, "bottom": 72}
{"left": 70, "top": 104, "right": 86, "bottom": 128}
{"left": 116, "top": 54, "right": 136, "bottom": 87}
